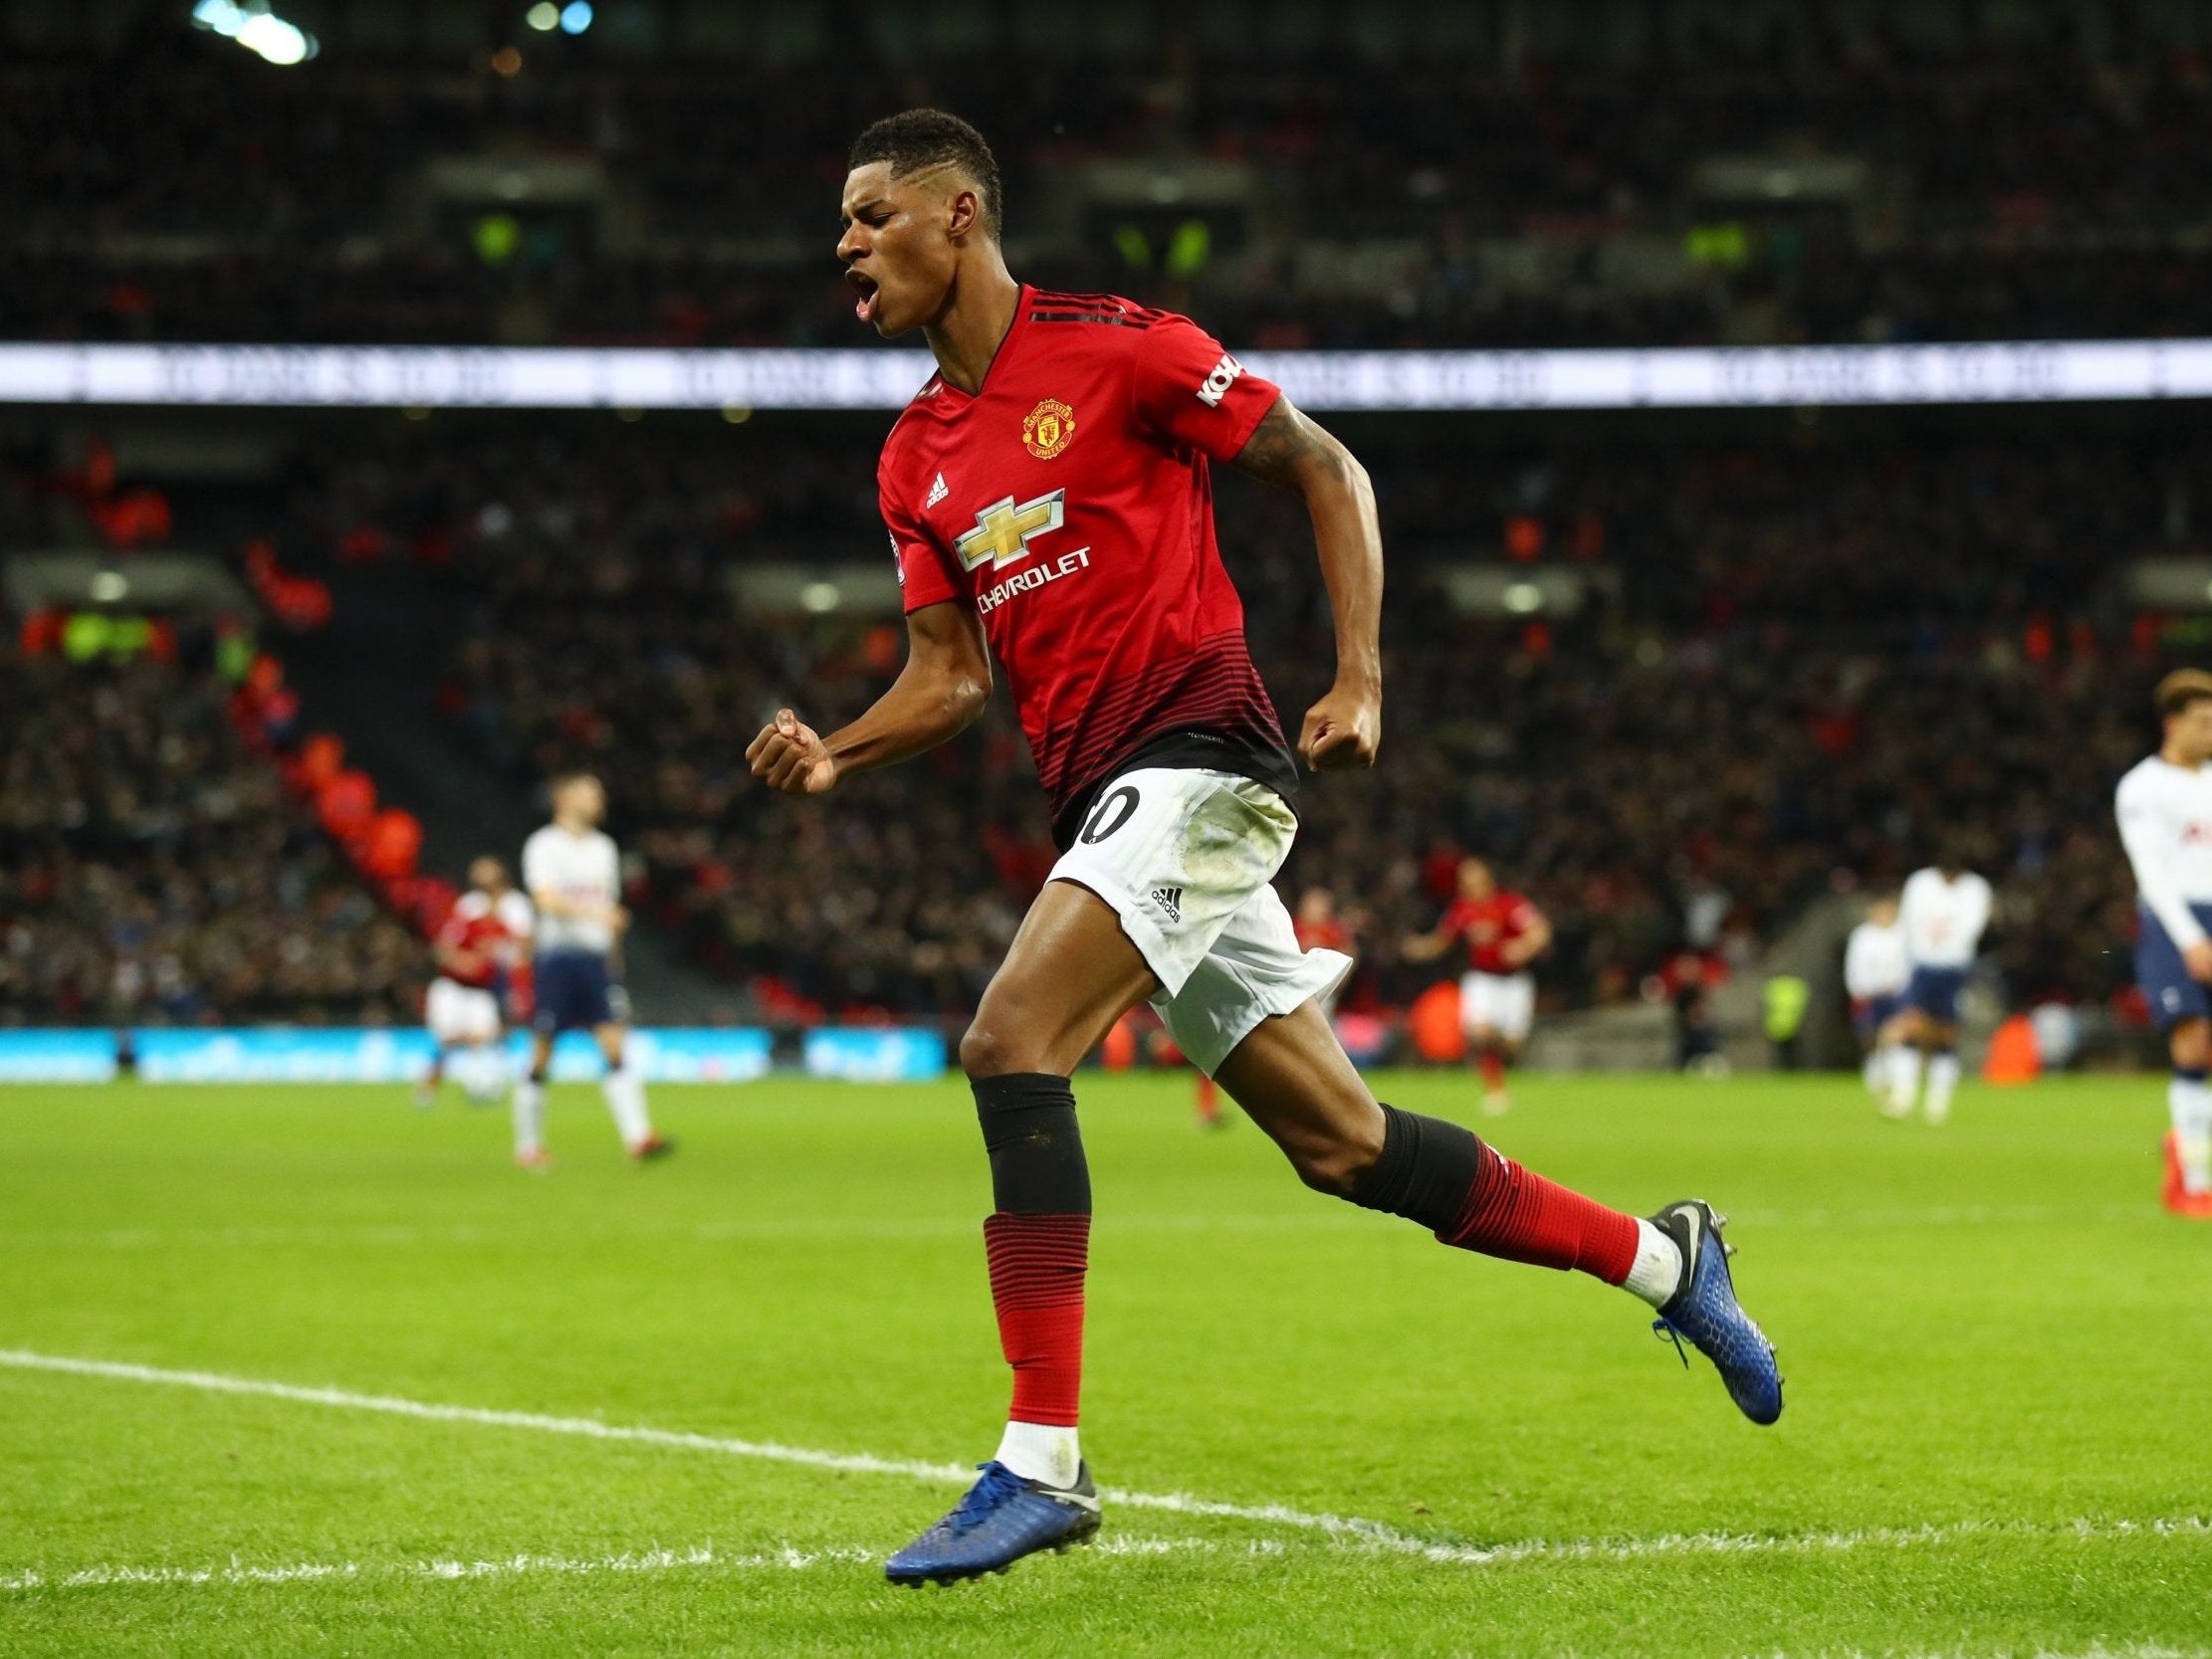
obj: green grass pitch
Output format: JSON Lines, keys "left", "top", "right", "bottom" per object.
{"left": 2, "top": 1070, "right": 2209, "bottom": 1657}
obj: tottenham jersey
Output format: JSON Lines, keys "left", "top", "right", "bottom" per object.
{"left": 1898, "top": 868, "right": 1992, "bottom": 970}
{"left": 2114, "top": 753, "right": 2212, "bottom": 948}
{"left": 522, "top": 825, "right": 620, "bottom": 955}
{"left": 1843, "top": 920, "right": 1910, "bottom": 1000}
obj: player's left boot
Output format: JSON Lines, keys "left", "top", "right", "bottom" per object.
{"left": 628, "top": 1134, "right": 677, "bottom": 1162}
{"left": 2162, "top": 1132, "right": 2212, "bottom": 1219}
{"left": 1647, "top": 1199, "right": 1783, "bottom": 1425}
{"left": 884, "top": 1460, "right": 1100, "bottom": 1586}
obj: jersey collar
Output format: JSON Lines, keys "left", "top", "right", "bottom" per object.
{"left": 929, "top": 284, "right": 1032, "bottom": 408}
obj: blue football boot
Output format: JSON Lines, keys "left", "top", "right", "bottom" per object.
{"left": 1648, "top": 1199, "right": 1784, "bottom": 1425}
{"left": 884, "top": 1461, "right": 1101, "bottom": 1586}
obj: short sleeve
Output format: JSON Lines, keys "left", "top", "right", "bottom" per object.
{"left": 880, "top": 463, "right": 961, "bottom": 614}
{"left": 1131, "top": 313, "right": 1280, "bottom": 463}
{"left": 1439, "top": 900, "right": 1474, "bottom": 936}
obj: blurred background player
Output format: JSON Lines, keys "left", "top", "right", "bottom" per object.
{"left": 1292, "top": 887, "right": 1356, "bottom": 1002}
{"left": 1404, "top": 858, "right": 1551, "bottom": 1114}
{"left": 1844, "top": 893, "right": 1909, "bottom": 1104}
{"left": 2113, "top": 669, "right": 2212, "bottom": 1219}
{"left": 417, "top": 855, "right": 531, "bottom": 1108}
{"left": 1888, "top": 850, "right": 1993, "bottom": 1126}
{"left": 513, "top": 774, "right": 671, "bottom": 1169}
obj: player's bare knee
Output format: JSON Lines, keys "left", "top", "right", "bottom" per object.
{"left": 1286, "top": 1114, "right": 1388, "bottom": 1197}
{"left": 959, "top": 1018, "right": 1032, "bottom": 1080}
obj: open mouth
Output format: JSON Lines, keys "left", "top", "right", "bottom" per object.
{"left": 847, "top": 269, "right": 881, "bottom": 324}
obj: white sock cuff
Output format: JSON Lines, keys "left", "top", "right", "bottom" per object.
{"left": 994, "top": 1420, "right": 1081, "bottom": 1489}
{"left": 1622, "top": 1218, "right": 1682, "bottom": 1310}
{"left": 2169, "top": 1074, "right": 2212, "bottom": 1138}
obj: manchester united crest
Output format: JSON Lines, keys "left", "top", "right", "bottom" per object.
{"left": 1021, "top": 398, "right": 1077, "bottom": 460}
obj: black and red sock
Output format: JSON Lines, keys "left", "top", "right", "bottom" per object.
{"left": 973, "top": 1072, "right": 1091, "bottom": 1427}
{"left": 1350, "top": 1103, "right": 1637, "bottom": 1283}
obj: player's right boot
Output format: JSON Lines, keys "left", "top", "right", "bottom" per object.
{"left": 628, "top": 1134, "right": 676, "bottom": 1163}
{"left": 2162, "top": 1132, "right": 2212, "bottom": 1219}
{"left": 884, "top": 1460, "right": 1101, "bottom": 1586}
{"left": 1647, "top": 1199, "right": 1784, "bottom": 1425}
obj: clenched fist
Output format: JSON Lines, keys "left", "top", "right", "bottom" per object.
{"left": 1298, "top": 685, "right": 1382, "bottom": 772}
{"left": 746, "top": 709, "right": 839, "bottom": 795}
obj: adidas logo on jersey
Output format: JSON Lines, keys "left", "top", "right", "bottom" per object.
{"left": 1151, "top": 886, "right": 1184, "bottom": 924}
{"left": 925, "top": 472, "right": 949, "bottom": 509}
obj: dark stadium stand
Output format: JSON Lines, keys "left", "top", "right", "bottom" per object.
{"left": 4, "top": 3, "right": 2209, "bottom": 348}
{"left": 6, "top": 0, "right": 2209, "bottom": 1046}
{"left": 176, "top": 408, "right": 2187, "bottom": 1024}
{"left": 0, "top": 624, "right": 431, "bottom": 1025}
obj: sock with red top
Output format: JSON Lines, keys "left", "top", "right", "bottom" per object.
{"left": 973, "top": 1072, "right": 1091, "bottom": 1488}
{"left": 1476, "top": 1047, "right": 1506, "bottom": 1093}
{"left": 1438, "top": 1136, "right": 1639, "bottom": 1281}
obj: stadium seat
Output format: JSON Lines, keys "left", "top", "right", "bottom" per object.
{"left": 318, "top": 769, "right": 377, "bottom": 838}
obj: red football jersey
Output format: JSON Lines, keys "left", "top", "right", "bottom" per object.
{"left": 881, "top": 287, "right": 1294, "bottom": 838}
{"left": 434, "top": 907, "right": 508, "bottom": 990}
{"left": 1295, "top": 917, "right": 1353, "bottom": 956}
{"left": 1441, "top": 892, "right": 1541, "bottom": 975}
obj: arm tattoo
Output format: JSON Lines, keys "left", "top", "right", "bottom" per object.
{"left": 1228, "top": 397, "right": 1352, "bottom": 492}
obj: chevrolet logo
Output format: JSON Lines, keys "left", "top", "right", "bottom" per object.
{"left": 955, "top": 490, "right": 1064, "bottom": 572}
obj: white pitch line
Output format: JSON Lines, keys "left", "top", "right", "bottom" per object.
{"left": 7, "top": 1520, "right": 2211, "bottom": 1600}
{"left": 5, "top": 1348, "right": 2211, "bottom": 1580}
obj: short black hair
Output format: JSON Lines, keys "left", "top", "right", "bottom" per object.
{"left": 2157, "top": 668, "right": 2212, "bottom": 720}
{"left": 849, "top": 108, "right": 1002, "bottom": 238}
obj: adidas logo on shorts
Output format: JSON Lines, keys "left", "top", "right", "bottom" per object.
{"left": 1151, "top": 886, "right": 1183, "bottom": 924}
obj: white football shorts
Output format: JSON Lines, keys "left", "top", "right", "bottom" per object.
{"left": 426, "top": 977, "right": 503, "bottom": 1045}
{"left": 1049, "top": 767, "right": 1352, "bottom": 1077}
{"left": 1458, "top": 969, "right": 1535, "bottom": 1043}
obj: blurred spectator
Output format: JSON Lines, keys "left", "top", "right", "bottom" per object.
{"left": 254, "top": 412, "right": 2188, "bottom": 1020}
{"left": 0, "top": 636, "right": 428, "bottom": 1025}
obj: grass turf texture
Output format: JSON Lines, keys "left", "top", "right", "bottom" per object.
{"left": 0, "top": 1072, "right": 2208, "bottom": 1657}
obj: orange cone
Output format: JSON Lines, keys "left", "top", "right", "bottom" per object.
{"left": 1409, "top": 980, "right": 1466, "bottom": 1064}
{"left": 1981, "top": 1015, "right": 2041, "bottom": 1086}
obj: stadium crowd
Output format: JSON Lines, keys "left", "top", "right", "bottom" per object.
{"left": 6, "top": 10, "right": 2211, "bottom": 348}
{"left": 251, "top": 411, "right": 2189, "bottom": 1021}
{"left": 0, "top": 634, "right": 427, "bottom": 1026}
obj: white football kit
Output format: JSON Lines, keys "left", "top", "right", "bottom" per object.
{"left": 2114, "top": 753, "right": 2212, "bottom": 951}
{"left": 522, "top": 826, "right": 621, "bottom": 956}
{"left": 1843, "top": 921, "right": 1909, "bottom": 1003}
{"left": 1897, "top": 869, "right": 1992, "bottom": 971}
